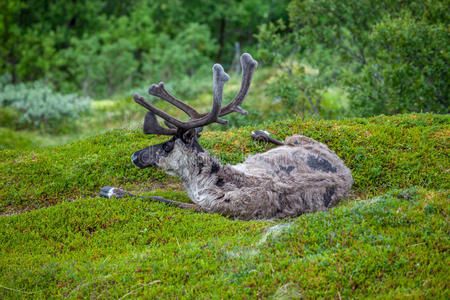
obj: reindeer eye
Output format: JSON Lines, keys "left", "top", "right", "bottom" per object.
{"left": 163, "top": 141, "right": 174, "bottom": 152}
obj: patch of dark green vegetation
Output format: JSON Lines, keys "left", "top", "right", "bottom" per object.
{"left": 1, "top": 113, "right": 448, "bottom": 213}
{"left": 0, "top": 127, "right": 35, "bottom": 151}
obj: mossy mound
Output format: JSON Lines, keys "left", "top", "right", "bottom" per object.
{"left": 0, "top": 188, "right": 447, "bottom": 298}
{"left": 0, "top": 113, "right": 449, "bottom": 298}
{"left": 1, "top": 113, "right": 448, "bottom": 213}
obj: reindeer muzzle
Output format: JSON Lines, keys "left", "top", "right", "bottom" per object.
{"left": 131, "top": 147, "right": 158, "bottom": 169}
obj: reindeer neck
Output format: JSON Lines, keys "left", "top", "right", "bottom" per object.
{"left": 181, "top": 150, "right": 223, "bottom": 183}
{"left": 174, "top": 149, "right": 230, "bottom": 203}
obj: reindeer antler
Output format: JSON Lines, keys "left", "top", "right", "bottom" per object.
{"left": 134, "top": 53, "right": 258, "bottom": 136}
{"left": 218, "top": 53, "right": 258, "bottom": 117}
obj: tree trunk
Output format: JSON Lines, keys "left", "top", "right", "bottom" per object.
{"left": 217, "top": 18, "right": 226, "bottom": 63}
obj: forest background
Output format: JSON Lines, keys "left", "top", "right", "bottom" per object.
{"left": 0, "top": 0, "right": 448, "bottom": 145}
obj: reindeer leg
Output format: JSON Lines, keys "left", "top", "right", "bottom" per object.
{"left": 99, "top": 186, "right": 203, "bottom": 212}
{"left": 251, "top": 130, "right": 285, "bottom": 146}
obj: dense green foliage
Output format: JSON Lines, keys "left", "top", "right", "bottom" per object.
{"left": 0, "top": 0, "right": 288, "bottom": 98}
{"left": 256, "top": 0, "right": 448, "bottom": 117}
{"left": 351, "top": 14, "right": 449, "bottom": 115}
{"left": 1, "top": 0, "right": 447, "bottom": 133}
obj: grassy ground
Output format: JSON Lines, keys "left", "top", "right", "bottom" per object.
{"left": 0, "top": 113, "right": 449, "bottom": 298}
{"left": 0, "top": 189, "right": 448, "bottom": 298}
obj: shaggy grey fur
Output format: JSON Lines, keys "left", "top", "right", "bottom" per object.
{"left": 155, "top": 134, "right": 353, "bottom": 220}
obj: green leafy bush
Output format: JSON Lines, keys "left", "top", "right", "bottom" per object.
{"left": 0, "top": 73, "right": 91, "bottom": 132}
{"left": 67, "top": 36, "right": 139, "bottom": 97}
{"left": 143, "top": 23, "right": 218, "bottom": 80}
{"left": 254, "top": 19, "right": 351, "bottom": 119}
{"left": 349, "top": 15, "right": 449, "bottom": 116}
{"left": 0, "top": 106, "right": 21, "bottom": 129}
{"left": 64, "top": 18, "right": 218, "bottom": 98}
{"left": 255, "top": 0, "right": 449, "bottom": 118}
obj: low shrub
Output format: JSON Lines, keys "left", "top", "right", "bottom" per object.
{"left": 0, "top": 73, "right": 91, "bottom": 133}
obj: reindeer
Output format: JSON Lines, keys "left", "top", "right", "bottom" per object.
{"left": 100, "top": 53, "right": 353, "bottom": 220}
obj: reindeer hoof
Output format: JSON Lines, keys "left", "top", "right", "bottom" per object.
{"left": 251, "top": 130, "right": 285, "bottom": 146}
{"left": 251, "top": 130, "right": 271, "bottom": 142}
{"left": 100, "top": 186, "right": 128, "bottom": 198}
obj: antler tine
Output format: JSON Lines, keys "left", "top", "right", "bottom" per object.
{"left": 201, "top": 64, "right": 230, "bottom": 125}
{"left": 133, "top": 63, "right": 229, "bottom": 132}
{"left": 148, "top": 82, "right": 202, "bottom": 119}
{"left": 219, "top": 53, "right": 258, "bottom": 116}
{"left": 166, "top": 63, "right": 230, "bottom": 129}
{"left": 143, "top": 111, "right": 177, "bottom": 135}
{"left": 163, "top": 120, "right": 177, "bottom": 129}
{"left": 133, "top": 93, "right": 187, "bottom": 129}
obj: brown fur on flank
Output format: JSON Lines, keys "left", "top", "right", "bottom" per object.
{"left": 156, "top": 135, "right": 353, "bottom": 220}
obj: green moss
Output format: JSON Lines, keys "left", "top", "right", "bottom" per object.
{"left": 0, "top": 188, "right": 447, "bottom": 298}
{"left": 0, "top": 113, "right": 448, "bottom": 298}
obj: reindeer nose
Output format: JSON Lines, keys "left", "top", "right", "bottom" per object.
{"left": 131, "top": 151, "right": 145, "bottom": 168}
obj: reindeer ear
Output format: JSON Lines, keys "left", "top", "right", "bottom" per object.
{"left": 195, "top": 127, "right": 203, "bottom": 138}
{"left": 182, "top": 128, "right": 197, "bottom": 142}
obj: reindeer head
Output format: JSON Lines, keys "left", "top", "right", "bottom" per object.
{"left": 131, "top": 53, "right": 258, "bottom": 171}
